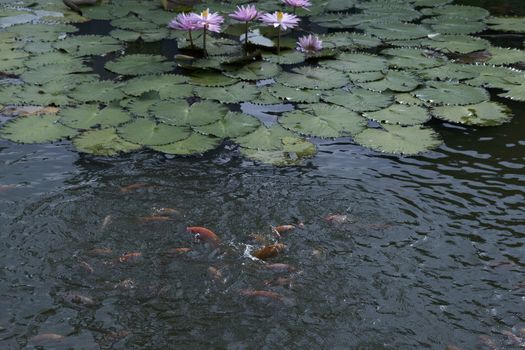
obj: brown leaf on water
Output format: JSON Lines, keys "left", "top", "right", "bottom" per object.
{"left": 1, "top": 105, "right": 60, "bottom": 117}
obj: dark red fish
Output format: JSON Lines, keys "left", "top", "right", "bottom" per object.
{"left": 239, "top": 289, "right": 284, "bottom": 301}
{"left": 162, "top": 247, "right": 191, "bottom": 256}
{"left": 152, "top": 207, "right": 180, "bottom": 216}
{"left": 273, "top": 225, "right": 296, "bottom": 233}
{"left": 0, "top": 184, "right": 17, "bottom": 192}
{"left": 118, "top": 252, "right": 142, "bottom": 263}
{"left": 186, "top": 226, "right": 220, "bottom": 245}
{"left": 87, "top": 247, "right": 113, "bottom": 256}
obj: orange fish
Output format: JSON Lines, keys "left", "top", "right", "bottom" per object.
{"left": 152, "top": 207, "right": 180, "bottom": 216}
{"left": 163, "top": 247, "right": 191, "bottom": 256}
{"left": 253, "top": 243, "right": 285, "bottom": 260}
{"left": 118, "top": 252, "right": 142, "bottom": 263}
{"left": 263, "top": 263, "right": 295, "bottom": 272}
{"left": 273, "top": 225, "right": 296, "bottom": 233}
{"left": 120, "top": 183, "right": 157, "bottom": 193}
{"left": 208, "top": 266, "right": 223, "bottom": 282}
{"left": 324, "top": 214, "right": 349, "bottom": 224}
{"left": 187, "top": 226, "right": 220, "bottom": 245}
{"left": 87, "top": 247, "right": 113, "bottom": 256}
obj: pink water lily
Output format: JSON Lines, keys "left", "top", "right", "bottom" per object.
{"left": 297, "top": 34, "right": 322, "bottom": 54}
{"left": 283, "top": 0, "right": 312, "bottom": 13}
{"left": 259, "top": 11, "right": 300, "bottom": 55}
{"left": 229, "top": 5, "right": 260, "bottom": 56}
{"left": 195, "top": 8, "right": 224, "bottom": 33}
{"left": 168, "top": 13, "right": 200, "bottom": 48}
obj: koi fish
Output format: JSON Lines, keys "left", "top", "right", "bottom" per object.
{"left": 239, "top": 289, "right": 284, "bottom": 302}
{"left": 87, "top": 247, "right": 113, "bottom": 256}
{"left": 79, "top": 260, "right": 94, "bottom": 273}
{"left": 208, "top": 266, "right": 224, "bottom": 282}
{"left": 501, "top": 330, "right": 524, "bottom": 346}
{"left": 162, "top": 247, "right": 191, "bottom": 256}
{"left": 151, "top": 207, "right": 180, "bottom": 216}
{"left": 120, "top": 183, "right": 157, "bottom": 193}
{"left": 138, "top": 215, "right": 175, "bottom": 223}
{"left": 445, "top": 346, "right": 461, "bottom": 350}
{"left": 324, "top": 214, "right": 349, "bottom": 224}
{"left": 0, "top": 184, "right": 17, "bottom": 192}
{"left": 186, "top": 226, "right": 220, "bottom": 245}
{"left": 62, "top": 292, "right": 98, "bottom": 307}
{"left": 118, "top": 252, "right": 142, "bottom": 263}
{"left": 101, "top": 215, "right": 112, "bottom": 230}
{"left": 29, "top": 333, "right": 64, "bottom": 343}
{"left": 479, "top": 335, "right": 499, "bottom": 350}
{"left": 263, "top": 263, "right": 295, "bottom": 272}
{"left": 253, "top": 243, "right": 285, "bottom": 260}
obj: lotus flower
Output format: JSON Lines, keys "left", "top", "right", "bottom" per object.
{"left": 168, "top": 13, "right": 200, "bottom": 48}
{"left": 282, "top": 0, "right": 311, "bottom": 13}
{"left": 229, "top": 5, "right": 260, "bottom": 56}
{"left": 195, "top": 8, "right": 224, "bottom": 33}
{"left": 259, "top": 11, "right": 300, "bottom": 55}
{"left": 297, "top": 34, "right": 322, "bottom": 54}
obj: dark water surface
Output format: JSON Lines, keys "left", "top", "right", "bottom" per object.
{"left": 1, "top": 1, "right": 525, "bottom": 350}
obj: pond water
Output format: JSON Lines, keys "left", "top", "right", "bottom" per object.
{"left": 1, "top": 0, "right": 525, "bottom": 349}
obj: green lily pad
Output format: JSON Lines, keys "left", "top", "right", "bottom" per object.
{"left": 319, "top": 52, "right": 388, "bottom": 73}
{"left": 413, "top": 82, "right": 489, "bottom": 106}
{"left": 321, "top": 32, "right": 382, "bottom": 50}
{"left": 359, "top": 71, "right": 420, "bottom": 92}
{"left": 233, "top": 125, "right": 297, "bottom": 151}
{"left": 360, "top": 22, "right": 431, "bottom": 40}
{"left": 485, "top": 47, "right": 525, "bottom": 66}
{"left": 122, "top": 91, "right": 160, "bottom": 116}
{"left": 241, "top": 137, "right": 317, "bottom": 166}
{"left": 487, "top": 17, "right": 525, "bottom": 33}
{"left": 187, "top": 101, "right": 230, "bottom": 126}
{"left": 21, "top": 63, "right": 92, "bottom": 84}
{"left": 263, "top": 51, "right": 306, "bottom": 65}
{"left": 188, "top": 70, "right": 238, "bottom": 87}
{"left": 382, "top": 48, "right": 447, "bottom": 70}
{"left": 110, "top": 29, "right": 141, "bottom": 42}
{"left": 194, "top": 82, "right": 259, "bottom": 104}
{"left": 364, "top": 104, "right": 430, "bottom": 126}
{"left": 59, "top": 104, "right": 131, "bottom": 129}
{"left": 105, "top": 54, "right": 175, "bottom": 76}
{"left": 151, "top": 133, "right": 222, "bottom": 155}
{"left": 419, "top": 64, "right": 480, "bottom": 81}
{"left": 149, "top": 100, "right": 191, "bottom": 126}
{"left": 347, "top": 71, "right": 385, "bottom": 83}
{"left": 431, "top": 101, "right": 513, "bottom": 126}
{"left": 120, "top": 74, "right": 192, "bottom": 100}
{"left": 276, "top": 67, "right": 349, "bottom": 90}
{"left": 118, "top": 117, "right": 191, "bottom": 146}
{"left": 354, "top": 124, "right": 442, "bottom": 155}
{"left": 421, "top": 5, "right": 489, "bottom": 20}
{"left": 422, "top": 34, "right": 490, "bottom": 54}
{"left": 69, "top": 81, "right": 125, "bottom": 103}
{"left": 223, "top": 61, "right": 281, "bottom": 81}
{"left": 54, "top": 35, "right": 122, "bottom": 57}
{"left": 422, "top": 16, "right": 486, "bottom": 35}
{"left": 0, "top": 114, "right": 78, "bottom": 143}
{"left": 73, "top": 128, "right": 142, "bottom": 156}
{"left": 268, "top": 85, "right": 322, "bottom": 103}
{"left": 193, "top": 111, "right": 261, "bottom": 138}
{"left": 322, "top": 88, "right": 393, "bottom": 112}
{"left": 279, "top": 103, "right": 367, "bottom": 138}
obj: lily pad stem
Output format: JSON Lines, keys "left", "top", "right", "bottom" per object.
{"left": 203, "top": 26, "right": 208, "bottom": 57}
{"left": 277, "top": 26, "right": 281, "bottom": 56}
{"left": 189, "top": 30, "right": 194, "bottom": 49}
{"left": 244, "top": 21, "right": 249, "bottom": 57}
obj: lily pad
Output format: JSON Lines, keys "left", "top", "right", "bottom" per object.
{"left": 279, "top": 104, "right": 367, "bottom": 138}
{"left": 118, "top": 117, "right": 191, "bottom": 146}
{"left": 322, "top": 88, "right": 393, "bottom": 112}
{"left": 149, "top": 100, "right": 191, "bottom": 126}
{"left": 69, "top": 81, "right": 125, "bottom": 103}
{"left": 276, "top": 67, "right": 349, "bottom": 90}
{"left": 194, "top": 82, "right": 259, "bottom": 104}
{"left": 54, "top": 35, "right": 122, "bottom": 57}
{"left": 268, "top": 85, "right": 322, "bottom": 103}
{"left": 188, "top": 70, "right": 238, "bottom": 87}
{"left": 0, "top": 114, "right": 77, "bottom": 143}
{"left": 354, "top": 124, "right": 442, "bottom": 155}
{"left": 413, "top": 82, "right": 489, "bottom": 106}
{"left": 431, "top": 101, "right": 513, "bottom": 126}
{"left": 105, "top": 54, "right": 175, "bottom": 76}
{"left": 487, "top": 17, "right": 525, "bottom": 33}
{"left": 382, "top": 48, "right": 447, "bottom": 70}
{"left": 364, "top": 104, "right": 430, "bottom": 126}
{"left": 193, "top": 111, "right": 261, "bottom": 138}
{"left": 359, "top": 71, "right": 420, "bottom": 92}
{"left": 151, "top": 133, "right": 222, "bottom": 155}
{"left": 120, "top": 74, "right": 192, "bottom": 100}
{"left": 233, "top": 125, "right": 297, "bottom": 151}
{"left": 360, "top": 22, "right": 431, "bottom": 40}
{"left": 319, "top": 52, "right": 388, "bottom": 73}
{"left": 241, "top": 137, "right": 317, "bottom": 166}
{"left": 73, "top": 128, "right": 142, "bottom": 156}
{"left": 59, "top": 104, "right": 131, "bottom": 129}
{"left": 223, "top": 61, "right": 281, "bottom": 81}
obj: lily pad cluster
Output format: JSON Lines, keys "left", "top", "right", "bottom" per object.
{"left": 0, "top": 0, "right": 524, "bottom": 164}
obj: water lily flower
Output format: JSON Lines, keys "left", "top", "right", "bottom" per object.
{"left": 259, "top": 11, "right": 300, "bottom": 55}
{"left": 297, "top": 34, "right": 322, "bottom": 54}
{"left": 282, "top": 0, "right": 311, "bottom": 13}
{"left": 229, "top": 5, "right": 260, "bottom": 56}
{"left": 195, "top": 8, "right": 224, "bottom": 56}
{"left": 168, "top": 13, "right": 201, "bottom": 48}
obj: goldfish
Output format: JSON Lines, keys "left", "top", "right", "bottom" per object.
{"left": 62, "top": 292, "right": 98, "bottom": 307}
{"left": 239, "top": 289, "right": 284, "bottom": 302}
{"left": 118, "top": 252, "right": 142, "bottom": 263}
{"left": 120, "top": 183, "right": 157, "bottom": 193}
{"left": 324, "top": 214, "right": 349, "bottom": 224}
{"left": 87, "top": 247, "right": 113, "bottom": 256}
{"left": 187, "top": 226, "right": 220, "bottom": 246}
{"left": 445, "top": 346, "right": 461, "bottom": 350}
{"left": 151, "top": 207, "right": 180, "bottom": 216}
{"left": 0, "top": 184, "right": 17, "bottom": 192}
{"left": 479, "top": 335, "right": 498, "bottom": 350}
{"left": 273, "top": 225, "right": 296, "bottom": 233}
{"left": 248, "top": 233, "right": 271, "bottom": 245}
{"left": 263, "top": 263, "right": 295, "bottom": 272}
{"left": 28, "top": 333, "right": 64, "bottom": 343}
{"left": 253, "top": 243, "right": 285, "bottom": 260}
{"left": 163, "top": 247, "right": 191, "bottom": 255}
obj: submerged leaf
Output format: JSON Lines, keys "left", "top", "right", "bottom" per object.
{"left": 73, "top": 128, "right": 142, "bottom": 156}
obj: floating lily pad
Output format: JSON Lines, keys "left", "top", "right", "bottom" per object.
{"left": 194, "top": 82, "right": 259, "bottom": 104}
{"left": 105, "top": 54, "right": 175, "bottom": 76}
{"left": 241, "top": 137, "right": 317, "bottom": 166}
{"left": 364, "top": 104, "right": 430, "bottom": 126}
{"left": 118, "top": 117, "right": 191, "bottom": 146}
{"left": 120, "top": 74, "right": 192, "bottom": 99}
{"left": 354, "top": 124, "right": 442, "bottom": 155}
{"left": 382, "top": 48, "right": 447, "bottom": 70}
{"left": 193, "top": 111, "right": 261, "bottom": 138}
{"left": 149, "top": 100, "right": 191, "bottom": 126}
{"left": 264, "top": 51, "right": 306, "bottom": 65}
{"left": 322, "top": 88, "right": 393, "bottom": 112}
{"left": 233, "top": 125, "right": 297, "bottom": 151}
{"left": 276, "top": 67, "right": 349, "bottom": 90}
{"left": 431, "top": 101, "right": 513, "bottom": 126}
{"left": 487, "top": 17, "right": 525, "bottom": 33}
{"left": 279, "top": 104, "right": 366, "bottom": 138}
{"left": 422, "top": 35, "right": 490, "bottom": 54}
{"left": 321, "top": 32, "right": 383, "bottom": 50}
{"left": 59, "top": 104, "right": 131, "bottom": 129}
{"left": 361, "top": 22, "right": 431, "bottom": 40}
{"left": 319, "top": 52, "right": 387, "bottom": 73}
{"left": 419, "top": 64, "right": 480, "bottom": 81}
{"left": 54, "top": 35, "right": 122, "bottom": 57}
{"left": 413, "top": 82, "right": 489, "bottom": 106}
{"left": 69, "top": 81, "right": 125, "bottom": 103}
{"left": 188, "top": 70, "right": 238, "bottom": 87}
{"left": 23, "top": 52, "right": 86, "bottom": 69}
{"left": 422, "top": 16, "right": 486, "bottom": 34}
{"left": 21, "top": 63, "right": 92, "bottom": 84}
{"left": 187, "top": 101, "right": 230, "bottom": 126}
{"left": 421, "top": 5, "right": 489, "bottom": 20}
{"left": 268, "top": 85, "right": 322, "bottom": 103}
{"left": 151, "top": 132, "right": 222, "bottom": 155}
{"left": 73, "top": 128, "right": 142, "bottom": 156}
{"left": 122, "top": 91, "right": 160, "bottom": 116}
{"left": 1, "top": 114, "right": 77, "bottom": 143}
{"left": 359, "top": 71, "right": 420, "bottom": 92}
{"left": 224, "top": 61, "right": 281, "bottom": 81}
{"left": 347, "top": 71, "right": 385, "bottom": 83}
{"left": 485, "top": 47, "right": 525, "bottom": 66}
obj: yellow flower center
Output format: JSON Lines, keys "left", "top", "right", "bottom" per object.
{"left": 276, "top": 11, "right": 283, "bottom": 22}
{"left": 202, "top": 9, "right": 209, "bottom": 18}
